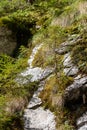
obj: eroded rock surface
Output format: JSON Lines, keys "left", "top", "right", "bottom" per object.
{"left": 18, "top": 44, "right": 54, "bottom": 83}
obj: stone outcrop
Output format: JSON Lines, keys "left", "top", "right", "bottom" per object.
{"left": 64, "top": 75, "right": 87, "bottom": 104}
{"left": 55, "top": 34, "right": 81, "bottom": 55}
{"left": 0, "top": 26, "right": 17, "bottom": 55}
{"left": 56, "top": 35, "right": 87, "bottom": 129}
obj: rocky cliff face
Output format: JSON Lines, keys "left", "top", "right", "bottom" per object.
{"left": 56, "top": 33, "right": 87, "bottom": 129}
{"left": 0, "top": 26, "right": 17, "bottom": 56}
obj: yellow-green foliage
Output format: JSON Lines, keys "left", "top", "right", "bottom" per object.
{"left": 32, "top": 25, "right": 68, "bottom": 68}
{"left": 32, "top": 43, "right": 64, "bottom": 69}
{"left": 0, "top": 45, "right": 39, "bottom": 130}
{"left": 32, "top": 44, "right": 55, "bottom": 68}
{"left": 0, "top": 0, "right": 27, "bottom": 17}
{"left": 40, "top": 74, "right": 73, "bottom": 108}
{"left": 40, "top": 75, "right": 58, "bottom": 109}
{"left": 40, "top": 74, "right": 74, "bottom": 129}
{"left": 57, "top": 73, "right": 74, "bottom": 93}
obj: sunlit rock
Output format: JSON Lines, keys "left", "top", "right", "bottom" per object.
{"left": 64, "top": 75, "right": 87, "bottom": 103}
{"left": 77, "top": 112, "right": 87, "bottom": 130}
{"left": 63, "top": 53, "right": 78, "bottom": 76}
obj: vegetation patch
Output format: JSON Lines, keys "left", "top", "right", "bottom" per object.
{"left": 40, "top": 74, "right": 74, "bottom": 129}
{"left": 0, "top": 45, "right": 39, "bottom": 130}
{"left": 69, "top": 30, "right": 87, "bottom": 74}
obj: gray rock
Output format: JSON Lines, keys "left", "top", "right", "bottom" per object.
{"left": 55, "top": 35, "right": 81, "bottom": 55}
{"left": 64, "top": 75, "right": 87, "bottom": 102}
{"left": 27, "top": 83, "right": 44, "bottom": 109}
{"left": 64, "top": 66, "right": 78, "bottom": 76}
{"left": 17, "top": 44, "right": 54, "bottom": 83}
{"left": 28, "top": 44, "right": 43, "bottom": 68}
{"left": 20, "top": 67, "right": 53, "bottom": 82}
{"left": 63, "top": 53, "right": 78, "bottom": 76}
{"left": 63, "top": 53, "right": 72, "bottom": 67}
{"left": 77, "top": 112, "right": 87, "bottom": 130}
{"left": 24, "top": 107, "right": 56, "bottom": 130}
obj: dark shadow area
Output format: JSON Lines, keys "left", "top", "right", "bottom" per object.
{"left": 13, "top": 29, "right": 32, "bottom": 57}
{"left": 65, "top": 95, "right": 87, "bottom": 129}
{"left": 65, "top": 96, "right": 83, "bottom": 111}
